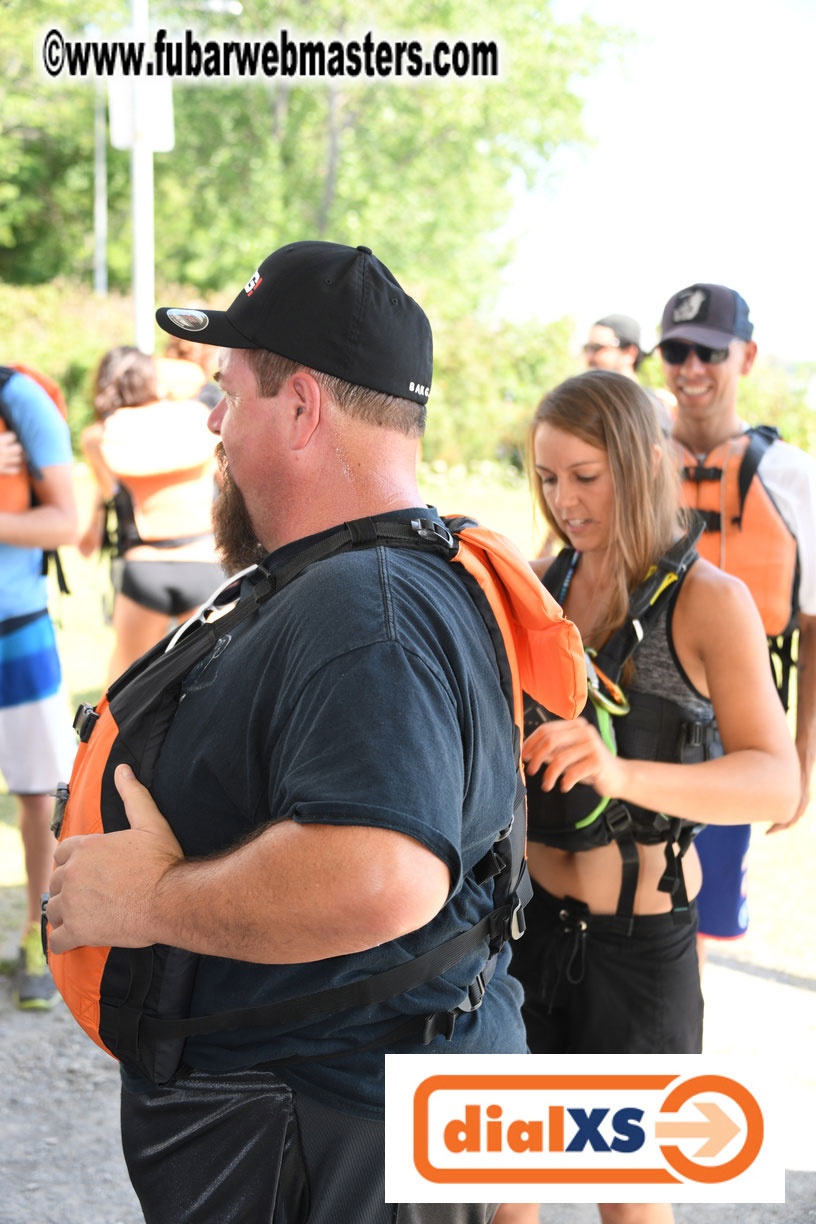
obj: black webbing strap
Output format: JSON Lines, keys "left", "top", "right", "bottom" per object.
{"left": 604, "top": 801, "right": 638, "bottom": 935}
{"left": 139, "top": 905, "right": 513, "bottom": 1042}
{"left": 593, "top": 521, "right": 703, "bottom": 685}
{"left": 682, "top": 464, "right": 724, "bottom": 483}
{"left": 734, "top": 426, "right": 780, "bottom": 529}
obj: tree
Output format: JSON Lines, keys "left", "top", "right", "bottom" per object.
{"left": 1, "top": 0, "right": 612, "bottom": 459}
{"left": 1, "top": 1, "right": 609, "bottom": 306}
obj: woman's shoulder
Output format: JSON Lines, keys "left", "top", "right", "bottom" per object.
{"left": 674, "top": 555, "right": 763, "bottom": 634}
{"left": 530, "top": 547, "right": 575, "bottom": 587}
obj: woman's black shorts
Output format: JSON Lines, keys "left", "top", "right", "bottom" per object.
{"left": 508, "top": 881, "right": 703, "bottom": 1054}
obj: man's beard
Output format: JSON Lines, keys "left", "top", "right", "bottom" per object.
{"left": 212, "top": 443, "right": 267, "bottom": 575}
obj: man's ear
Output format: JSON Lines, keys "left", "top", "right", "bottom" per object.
{"left": 740, "top": 339, "right": 758, "bottom": 376}
{"left": 287, "top": 371, "right": 323, "bottom": 450}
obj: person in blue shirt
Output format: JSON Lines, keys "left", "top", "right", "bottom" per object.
{"left": 0, "top": 366, "right": 77, "bottom": 1009}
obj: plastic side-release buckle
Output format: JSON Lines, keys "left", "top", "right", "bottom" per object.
{"left": 410, "top": 518, "right": 456, "bottom": 552}
{"left": 459, "top": 970, "right": 487, "bottom": 1013}
{"left": 604, "top": 800, "right": 633, "bottom": 837}
{"left": 73, "top": 703, "right": 99, "bottom": 743}
{"left": 50, "top": 782, "right": 69, "bottom": 837}
{"left": 421, "top": 1010, "right": 458, "bottom": 1044}
{"left": 40, "top": 893, "right": 49, "bottom": 960}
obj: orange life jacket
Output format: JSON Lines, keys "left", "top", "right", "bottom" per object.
{"left": 155, "top": 356, "right": 207, "bottom": 401}
{"left": 46, "top": 514, "right": 585, "bottom": 1084}
{"left": 99, "top": 400, "right": 217, "bottom": 550}
{"left": 678, "top": 427, "right": 798, "bottom": 638}
{"left": 0, "top": 364, "right": 68, "bottom": 512}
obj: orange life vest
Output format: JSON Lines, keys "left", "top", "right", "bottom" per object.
{"left": 99, "top": 400, "right": 217, "bottom": 549}
{"left": 155, "top": 356, "right": 207, "bottom": 401}
{"left": 46, "top": 515, "right": 585, "bottom": 1083}
{"left": 678, "top": 427, "right": 798, "bottom": 638}
{"left": 0, "top": 364, "right": 68, "bottom": 513}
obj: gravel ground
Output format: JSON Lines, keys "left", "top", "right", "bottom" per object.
{"left": 0, "top": 972, "right": 142, "bottom": 1224}
{"left": 1, "top": 803, "right": 814, "bottom": 1223}
{"left": 1, "top": 957, "right": 814, "bottom": 1224}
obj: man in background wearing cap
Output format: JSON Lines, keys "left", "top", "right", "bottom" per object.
{"left": 658, "top": 282, "right": 816, "bottom": 955}
{"left": 584, "top": 313, "right": 674, "bottom": 434}
{"left": 46, "top": 242, "right": 528, "bottom": 1224}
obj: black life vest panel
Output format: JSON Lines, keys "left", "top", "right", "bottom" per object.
{"left": 523, "top": 525, "right": 721, "bottom": 927}
{"left": 45, "top": 514, "right": 585, "bottom": 1085}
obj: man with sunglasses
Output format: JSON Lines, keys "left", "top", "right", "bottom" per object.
{"left": 584, "top": 313, "right": 674, "bottom": 434}
{"left": 658, "top": 282, "right": 816, "bottom": 953}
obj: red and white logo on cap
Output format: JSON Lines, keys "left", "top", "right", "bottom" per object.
{"left": 244, "top": 271, "right": 263, "bottom": 297}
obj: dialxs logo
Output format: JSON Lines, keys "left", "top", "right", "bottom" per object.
{"left": 384, "top": 1055, "right": 783, "bottom": 1204}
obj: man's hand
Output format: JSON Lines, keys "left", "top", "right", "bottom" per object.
{"left": 47, "top": 765, "right": 184, "bottom": 954}
{"left": 0, "top": 430, "right": 25, "bottom": 475}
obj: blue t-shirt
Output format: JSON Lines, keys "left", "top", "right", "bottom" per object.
{"left": 0, "top": 370, "right": 73, "bottom": 620}
{"left": 147, "top": 510, "right": 527, "bottom": 1116}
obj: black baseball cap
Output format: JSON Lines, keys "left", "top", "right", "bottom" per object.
{"left": 594, "top": 313, "right": 641, "bottom": 350}
{"left": 156, "top": 241, "right": 433, "bottom": 405}
{"left": 659, "top": 283, "right": 753, "bottom": 347}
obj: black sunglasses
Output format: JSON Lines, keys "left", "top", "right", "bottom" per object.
{"left": 582, "top": 341, "right": 621, "bottom": 354}
{"left": 659, "top": 340, "right": 730, "bottom": 365}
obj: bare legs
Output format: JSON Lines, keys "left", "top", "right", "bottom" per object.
{"left": 18, "top": 792, "right": 56, "bottom": 929}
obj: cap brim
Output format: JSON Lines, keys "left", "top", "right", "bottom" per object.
{"left": 155, "top": 306, "right": 260, "bottom": 350}
{"left": 659, "top": 323, "right": 737, "bottom": 348}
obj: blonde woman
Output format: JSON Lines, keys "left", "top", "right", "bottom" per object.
{"left": 496, "top": 371, "right": 797, "bottom": 1224}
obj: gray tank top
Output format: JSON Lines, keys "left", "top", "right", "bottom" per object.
{"left": 627, "top": 577, "right": 713, "bottom": 722}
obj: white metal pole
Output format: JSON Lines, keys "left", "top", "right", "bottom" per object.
{"left": 93, "top": 80, "right": 108, "bottom": 297}
{"left": 131, "top": 0, "right": 155, "bottom": 353}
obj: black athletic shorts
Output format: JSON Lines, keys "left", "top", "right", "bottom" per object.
{"left": 115, "top": 558, "right": 224, "bottom": 617}
{"left": 508, "top": 881, "right": 703, "bottom": 1054}
{"left": 121, "top": 1066, "right": 498, "bottom": 1224}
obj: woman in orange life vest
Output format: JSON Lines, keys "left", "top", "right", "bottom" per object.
{"left": 79, "top": 347, "right": 224, "bottom": 682}
{"left": 494, "top": 371, "right": 797, "bottom": 1224}
{"left": 157, "top": 334, "right": 221, "bottom": 409}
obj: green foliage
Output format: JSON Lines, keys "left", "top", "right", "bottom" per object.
{"left": 1, "top": 0, "right": 609, "bottom": 315}
{"left": 0, "top": 277, "right": 192, "bottom": 448}
{"left": 426, "top": 313, "right": 576, "bottom": 463}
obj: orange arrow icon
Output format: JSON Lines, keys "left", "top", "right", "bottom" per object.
{"left": 655, "top": 1101, "right": 741, "bottom": 1158}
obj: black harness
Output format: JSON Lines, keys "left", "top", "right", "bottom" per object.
{"left": 524, "top": 525, "right": 720, "bottom": 930}
{"left": 51, "top": 516, "right": 533, "bottom": 1085}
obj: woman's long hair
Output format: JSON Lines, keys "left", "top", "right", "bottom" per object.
{"left": 528, "top": 370, "right": 684, "bottom": 646}
{"left": 93, "top": 347, "right": 158, "bottom": 420}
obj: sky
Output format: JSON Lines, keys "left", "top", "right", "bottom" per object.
{"left": 496, "top": 0, "right": 816, "bottom": 363}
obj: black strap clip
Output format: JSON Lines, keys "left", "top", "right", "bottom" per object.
{"left": 73, "top": 703, "right": 99, "bottom": 743}
{"left": 410, "top": 518, "right": 456, "bottom": 553}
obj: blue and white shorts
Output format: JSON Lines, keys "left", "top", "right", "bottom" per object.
{"left": 0, "top": 609, "right": 76, "bottom": 794}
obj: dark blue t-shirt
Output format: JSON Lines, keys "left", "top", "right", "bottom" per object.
{"left": 147, "top": 510, "right": 527, "bottom": 1116}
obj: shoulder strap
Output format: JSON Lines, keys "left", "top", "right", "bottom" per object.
{"left": 735, "top": 425, "right": 780, "bottom": 529}
{"left": 593, "top": 520, "right": 704, "bottom": 685}
{"left": 95, "top": 515, "right": 552, "bottom": 1063}
{"left": 540, "top": 547, "right": 578, "bottom": 605}
{"left": 0, "top": 367, "right": 16, "bottom": 429}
